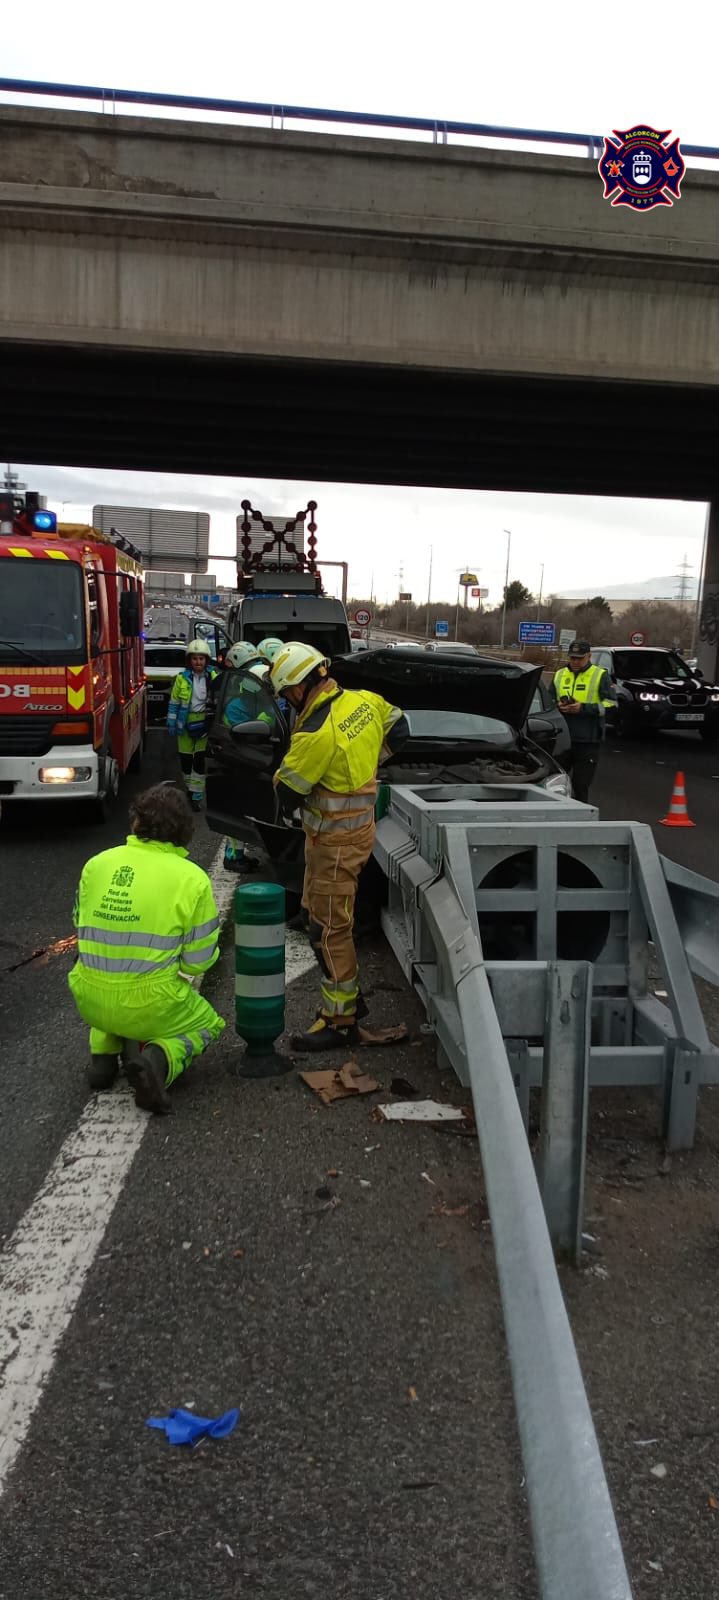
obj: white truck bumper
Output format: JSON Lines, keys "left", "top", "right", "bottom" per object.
{"left": 0, "top": 744, "right": 100, "bottom": 800}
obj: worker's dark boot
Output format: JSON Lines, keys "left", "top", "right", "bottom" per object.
{"left": 124, "top": 1045, "right": 172, "bottom": 1115}
{"left": 290, "top": 1014, "right": 359, "bottom": 1053}
{"left": 223, "top": 849, "right": 260, "bottom": 874}
{"left": 87, "top": 1053, "right": 120, "bottom": 1091}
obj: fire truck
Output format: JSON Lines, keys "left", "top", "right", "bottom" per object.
{"left": 0, "top": 486, "right": 146, "bottom": 819}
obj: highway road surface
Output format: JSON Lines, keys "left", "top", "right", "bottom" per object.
{"left": 0, "top": 729, "right": 718, "bottom": 1599}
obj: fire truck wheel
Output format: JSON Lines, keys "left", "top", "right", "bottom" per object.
{"left": 93, "top": 753, "right": 120, "bottom": 822}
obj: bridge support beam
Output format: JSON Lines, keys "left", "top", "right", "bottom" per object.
{"left": 697, "top": 502, "right": 719, "bottom": 680}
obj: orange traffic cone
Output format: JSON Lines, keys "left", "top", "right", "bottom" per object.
{"left": 660, "top": 770, "right": 695, "bottom": 828}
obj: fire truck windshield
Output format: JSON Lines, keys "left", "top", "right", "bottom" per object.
{"left": 0, "top": 560, "right": 86, "bottom": 664}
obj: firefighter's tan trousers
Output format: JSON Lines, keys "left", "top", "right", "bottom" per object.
{"left": 302, "top": 818, "right": 375, "bottom": 1020}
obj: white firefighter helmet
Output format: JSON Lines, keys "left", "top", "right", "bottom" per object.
{"left": 186, "top": 638, "right": 213, "bottom": 660}
{"left": 257, "top": 636, "right": 285, "bottom": 663}
{"left": 271, "top": 642, "right": 329, "bottom": 695}
{"left": 225, "top": 640, "right": 262, "bottom": 669}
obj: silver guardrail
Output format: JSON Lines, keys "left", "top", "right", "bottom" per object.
{"left": 662, "top": 854, "right": 719, "bottom": 987}
{"left": 374, "top": 785, "right": 719, "bottom": 1597}
{"left": 1, "top": 78, "right": 718, "bottom": 164}
{"left": 410, "top": 848, "right": 633, "bottom": 1599}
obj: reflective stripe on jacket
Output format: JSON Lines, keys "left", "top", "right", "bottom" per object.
{"left": 275, "top": 680, "right": 404, "bottom": 835}
{"left": 72, "top": 836, "right": 220, "bottom": 980}
{"left": 167, "top": 667, "right": 219, "bottom": 737}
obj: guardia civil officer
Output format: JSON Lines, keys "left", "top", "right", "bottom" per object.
{"left": 551, "top": 639, "right": 616, "bottom": 803}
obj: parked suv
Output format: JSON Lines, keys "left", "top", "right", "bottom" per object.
{"left": 590, "top": 646, "right": 719, "bottom": 742}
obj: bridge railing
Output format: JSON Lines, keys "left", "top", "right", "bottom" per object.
{"left": 1, "top": 77, "right": 718, "bottom": 165}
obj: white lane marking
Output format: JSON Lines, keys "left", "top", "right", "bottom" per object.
{"left": 0, "top": 1091, "right": 147, "bottom": 1497}
{"left": 208, "top": 841, "right": 236, "bottom": 923}
{"left": 0, "top": 841, "right": 314, "bottom": 1499}
{"left": 286, "top": 928, "right": 316, "bottom": 983}
{"left": 208, "top": 840, "right": 315, "bottom": 984}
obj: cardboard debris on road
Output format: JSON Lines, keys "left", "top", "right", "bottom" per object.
{"left": 300, "top": 1060, "right": 381, "bottom": 1105}
{"left": 357, "top": 1022, "right": 409, "bottom": 1046}
{"left": 374, "top": 1099, "right": 472, "bottom": 1124}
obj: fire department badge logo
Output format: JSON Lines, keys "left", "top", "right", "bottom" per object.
{"left": 598, "top": 125, "right": 685, "bottom": 211}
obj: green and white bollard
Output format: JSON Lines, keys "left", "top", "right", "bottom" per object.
{"left": 234, "top": 882, "right": 292, "bottom": 1077}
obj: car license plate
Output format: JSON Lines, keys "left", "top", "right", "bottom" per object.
{"left": 148, "top": 690, "right": 166, "bottom": 702}
{"left": 675, "top": 712, "right": 703, "bottom": 722}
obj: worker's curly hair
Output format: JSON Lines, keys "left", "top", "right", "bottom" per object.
{"left": 129, "top": 783, "right": 194, "bottom": 848}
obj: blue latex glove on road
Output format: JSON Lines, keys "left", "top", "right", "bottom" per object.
{"left": 146, "top": 1407, "right": 240, "bottom": 1446}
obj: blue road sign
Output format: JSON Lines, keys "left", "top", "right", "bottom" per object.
{"left": 211, "top": 594, "right": 221, "bottom": 605}
{"left": 201, "top": 593, "right": 209, "bottom": 604}
{"left": 435, "top": 620, "right": 449, "bottom": 638}
{"left": 518, "top": 622, "right": 556, "bottom": 646}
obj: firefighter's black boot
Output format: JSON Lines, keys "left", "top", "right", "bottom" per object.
{"left": 290, "top": 1015, "right": 360, "bottom": 1053}
{"left": 124, "top": 1044, "right": 172, "bottom": 1115}
{"left": 87, "top": 1053, "right": 120, "bottom": 1091}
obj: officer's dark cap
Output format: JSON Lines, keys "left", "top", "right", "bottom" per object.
{"left": 569, "top": 639, "right": 591, "bottom": 655}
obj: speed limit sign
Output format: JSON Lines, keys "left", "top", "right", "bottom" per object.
{"left": 630, "top": 630, "right": 646, "bottom": 647}
{"left": 354, "top": 608, "right": 372, "bottom": 627}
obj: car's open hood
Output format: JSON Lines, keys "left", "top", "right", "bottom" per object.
{"left": 332, "top": 649, "right": 542, "bottom": 730}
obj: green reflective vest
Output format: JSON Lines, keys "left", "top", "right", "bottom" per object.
{"left": 553, "top": 665, "right": 614, "bottom": 708}
{"left": 275, "top": 679, "right": 405, "bottom": 836}
{"left": 72, "top": 836, "right": 220, "bottom": 981}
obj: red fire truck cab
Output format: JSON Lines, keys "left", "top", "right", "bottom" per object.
{"left": 0, "top": 490, "right": 146, "bottom": 818}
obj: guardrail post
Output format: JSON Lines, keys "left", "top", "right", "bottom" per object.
{"left": 663, "top": 1037, "right": 700, "bottom": 1150}
{"left": 507, "top": 1039, "right": 530, "bottom": 1132}
{"left": 536, "top": 962, "right": 591, "bottom": 1262}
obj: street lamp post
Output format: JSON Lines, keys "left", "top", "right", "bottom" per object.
{"left": 499, "top": 529, "right": 512, "bottom": 649}
{"left": 455, "top": 563, "right": 481, "bottom": 640}
{"left": 536, "top": 563, "right": 545, "bottom": 622}
{"left": 425, "top": 545, "right": 433, "bottom": 637}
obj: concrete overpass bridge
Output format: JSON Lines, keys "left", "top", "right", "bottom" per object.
{"left": 0, "top": 96, "right": 718, "bottom": 666}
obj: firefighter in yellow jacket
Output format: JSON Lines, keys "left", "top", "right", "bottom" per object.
{"left": 270, "top": 643, "right": 408, "bottom": 1051}
{"left": 68, "top": 784, "right": 225, "bottom": 1114}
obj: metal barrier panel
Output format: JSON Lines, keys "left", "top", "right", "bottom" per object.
{"left": 416, "top": 855, "right": 634, "bottom": 1599}
{"left": 375, "top": 786, "right": 719, "bottom": 1595}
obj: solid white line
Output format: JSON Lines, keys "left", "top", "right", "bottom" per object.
{"left": 208, "top": 841, "right": 315, "bottom": 984}
{"left": 0, "top": 1090, "right": 147, "bottom": 1497}
{"left": 208, "top": 840, "right": 236, "bottom": 924}
{"left": 0, "top": 841, "right": 314, "bottom": 1499}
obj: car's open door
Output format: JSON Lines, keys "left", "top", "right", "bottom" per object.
{"left": 205, "top": 666, "right": 289, "bottom": 838}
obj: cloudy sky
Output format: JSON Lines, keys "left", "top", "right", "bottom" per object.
{"left": 18, "top": 464, "right": 706, "bottom": 608}
{"left": 4, "top": 1, "right": 713, "bottom": 604}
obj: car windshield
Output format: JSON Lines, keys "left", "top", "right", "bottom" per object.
{"left": 405, "top": 709, "right": 514, "bottom": 745}
{"left": 431, "top": 643, "right": 478, "bottom": 655}
{"left": 244, "top": 623, "right": 350, "bottom": 658}
{"left": 144, "top": 646, "right": 188, "bottom": 668}
{"left": 612, "top": 649, "right": 691, "bottom": 679}
{"left": 0, "top": 559, "right": 85, "bottom": 662}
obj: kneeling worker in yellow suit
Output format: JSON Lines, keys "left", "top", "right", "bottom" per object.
{"left": 270, "top": 643, "right": 408, "bottom": 1052}
{"left": 69, "top": 783, "right": 225, "bottom": 1114}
